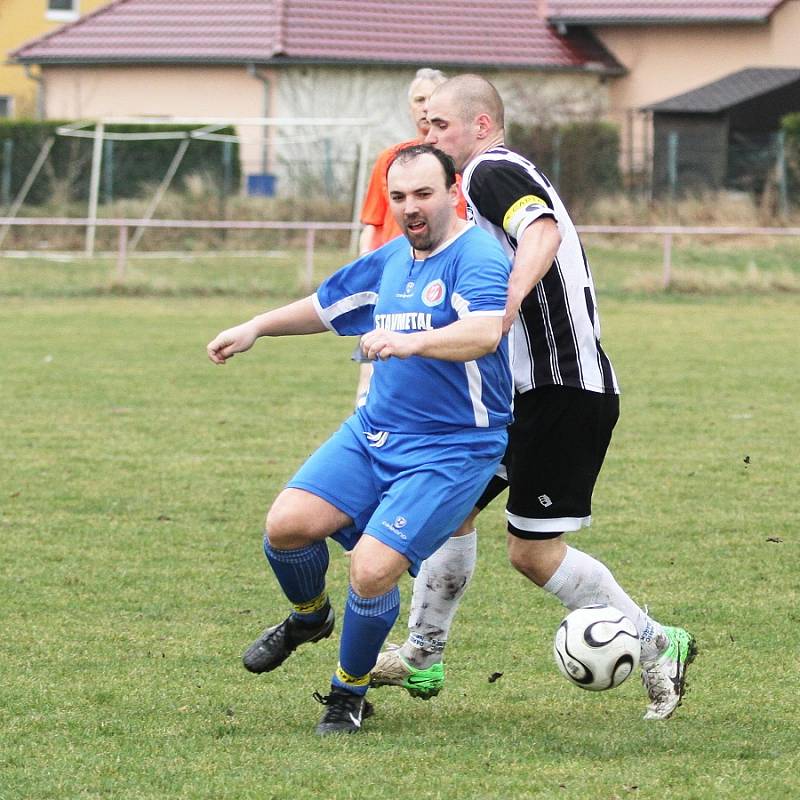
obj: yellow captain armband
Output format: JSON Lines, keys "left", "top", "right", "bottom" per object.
{"left": 502, "top": 194, "right": 548, "bottom": 239}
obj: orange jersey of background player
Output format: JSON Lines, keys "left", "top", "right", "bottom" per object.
{"left": 360, "top": 139, "right": 468, "bottom": 251}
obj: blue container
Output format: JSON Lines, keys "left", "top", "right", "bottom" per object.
{"left": 247, "top": 173, "right": 277, "bottom": 197}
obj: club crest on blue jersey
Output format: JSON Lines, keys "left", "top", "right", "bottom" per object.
{"left": 421, "top": 279, "right": 446, "bottom": 307}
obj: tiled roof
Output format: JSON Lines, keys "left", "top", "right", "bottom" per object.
{"left": 644, "top": 67, "right": 800, "bottom": 112}
{"left": 11, "top": 0, "right": 622, "bottom": 73}
{"left": 548, "top": 1, "right": 784, "bottom": 25}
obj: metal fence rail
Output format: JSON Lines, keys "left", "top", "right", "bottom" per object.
{"left": 0, "top": 216, "right": 359, "bottom": 290}
{"left": 2, "top": 217, "right": 799, "bottom": 290}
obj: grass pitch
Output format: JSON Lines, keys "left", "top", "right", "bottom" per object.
{"left": 1, "top": 249, "right": 798, "bottom": 799}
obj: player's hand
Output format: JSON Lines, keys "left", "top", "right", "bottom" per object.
{"left": 502, "top": 291, "right": 523, "bottom": 334}
{"left": 360, "top": 329, "right": 416, "bottom": 361}
{"left": 206, "top": 321, "right": 260, "bottom": 365}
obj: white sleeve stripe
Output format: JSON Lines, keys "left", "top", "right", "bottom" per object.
{"left": 311, "top": 293, "right": 335, "bottom": 332}
{"left": 466, "top": 309, "right": 505, "bottom": 317}
{"left": 465, "top": 360, "right": 489, "bottom": 428}
{"left": 315, "top": 291, "right": 379, "bottom": 331}
{"left": 450, "top": 291, "right": 470, "bottom": 319}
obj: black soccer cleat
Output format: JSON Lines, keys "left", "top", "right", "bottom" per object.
{"left": 313, "top": 687, "right": 374, "bottom": 736}
{"left": 242, "top": 606, "right": 335, "bottom": 674}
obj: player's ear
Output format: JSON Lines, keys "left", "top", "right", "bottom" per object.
{"left": 448, "top": 181, "right": 459, "bottom": 207}
{"left": 475, "top": 113, "right": 492, "bottom": 140}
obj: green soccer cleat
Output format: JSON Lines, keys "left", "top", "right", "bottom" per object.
{"left": 640, "top": 626, "right": 697, "bottom": 720}
{"left": 370, "top": 644, "right": 445, "bottom": 700}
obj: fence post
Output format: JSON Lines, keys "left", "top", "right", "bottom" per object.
{"left": 304, "top": 228, "right": 315, "bottom": 292}
{"left": 552, "top": 129, "right": 562, "bottom": 189}
{"left": 116, "top": 224, "right": 128, "bottom": 283}
{"left": 776, "top": 130, "right": 789, "bottom": 220}
{"left": 662, "top": 232, "right": 673, "bottom": 289}
{"left": 1, "top": 139, "right": 12, "bottom": 209}
{"left": 667, "top": 131, "right": 679, "bottom": 212}
{"left": 103, "top": 138, "right": 114, "bottom": 205}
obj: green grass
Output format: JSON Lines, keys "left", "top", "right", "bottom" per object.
{"left": 1, "top": 251, "right": 798, "bottom": 799}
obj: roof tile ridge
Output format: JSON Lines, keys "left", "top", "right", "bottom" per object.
{"left": 10, "top": 0, "right": 133, "bottom": 58}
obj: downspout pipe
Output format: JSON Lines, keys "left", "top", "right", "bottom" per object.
{"left": 23, "top": 64, "right": 46, "bottom": 120}
{"left": 247, "top": 62, "right": 274, "bottom": 173}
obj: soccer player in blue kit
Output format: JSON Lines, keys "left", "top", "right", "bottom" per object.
{"left": 206, "top": 145, "right": 513, "bottom": 735}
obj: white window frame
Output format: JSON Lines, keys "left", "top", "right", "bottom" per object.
{"left": 46, "top": 0, "right": 80, "bottom": 22}
{"left": 0, "top": 95, "right": 13, "bottom": 119}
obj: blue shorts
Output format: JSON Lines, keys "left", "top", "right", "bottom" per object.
{"left": 286, "top": 413, "right": 506, "bottom": 574}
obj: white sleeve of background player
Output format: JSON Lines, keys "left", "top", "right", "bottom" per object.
{"left": 502, "top": 194, "right": 557, "bottom": 242}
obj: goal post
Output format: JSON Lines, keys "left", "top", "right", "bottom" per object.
{"left": 54, "top": 115, "right": 374, "bottom": 255}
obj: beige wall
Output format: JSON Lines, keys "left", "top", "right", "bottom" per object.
{"left": 43, "top": 64, "right": 270, "bottom": 183}
{"left": 592, "top": 0, "right": 800, "bottom": 173}
{"left": 39, "top": 62, "right": 607, "bottom": 196}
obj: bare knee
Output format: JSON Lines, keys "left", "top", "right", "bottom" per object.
{"left": 264, "top": 489, "right": 343, "bottom": 549}
{"left": 264, "top": 502, "right": 309, "bottom": 549}
{"left": 349, "top": 559, "right": 397, "bottom": 597}
{"left": 349, "top": 538, "right": 408, "bottom": 597}
{"left": 507, "top": 535, "right": 566, "bottom": 587}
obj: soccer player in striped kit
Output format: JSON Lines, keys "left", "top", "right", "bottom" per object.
{"left": 371, "top": 75, "right": 696, "bottom": 721}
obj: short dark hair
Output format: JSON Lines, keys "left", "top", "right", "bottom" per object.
{"left": 387, "top": 144, "right": 456, "bottom": 189}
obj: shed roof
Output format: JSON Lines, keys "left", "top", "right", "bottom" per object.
{"left": 644, "top": 67, "right": 800, "bottom": 113}
{"left": 11, "top": 0, "right": 622, "bottom": 73}
{"left": 548, "top": 0, "right": 784, "bottom": 26}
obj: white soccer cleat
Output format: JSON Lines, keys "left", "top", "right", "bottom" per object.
{"left": 640, "top": 626, "right": 697, "bottom": 720}
{"left": 370, "top": 644, "right": 445, "bottom": 699}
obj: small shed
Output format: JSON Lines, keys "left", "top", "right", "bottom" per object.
{"left": 644, "top": 67, "right": 800, "bottom": 195}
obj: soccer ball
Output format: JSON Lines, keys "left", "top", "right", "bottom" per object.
{"left": 553, "top": 604, "right": 641, "bottom": 691}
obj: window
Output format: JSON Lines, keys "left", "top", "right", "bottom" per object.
{"left": 47, "top": 0, "right": 79, "bottom": 22}
{"left": 0, "top": 96, "right": 12, "bottom": 119}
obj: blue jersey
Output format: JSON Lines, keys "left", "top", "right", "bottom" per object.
{"left": 313, "top": 225, "right": 513, "bottom": 434}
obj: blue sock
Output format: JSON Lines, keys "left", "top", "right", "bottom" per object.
{"left": 263, "top": 536, "right": 330, "bottom": 625}
{"left": 333, "top": 585, "right": 400, "bottom": 696}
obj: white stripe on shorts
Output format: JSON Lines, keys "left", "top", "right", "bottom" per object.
{"left": 506, "top": 511, "right": 592, "bottom": 533}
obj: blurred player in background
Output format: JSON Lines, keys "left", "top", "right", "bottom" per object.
{"left": 207, "top": 145, "right": 512, "bottom": 735}
{"left": 353, "top": 68, "right": 467, "bottom": 406}
{"left": 370, "top": 75, "right": 697, "bottom": 721}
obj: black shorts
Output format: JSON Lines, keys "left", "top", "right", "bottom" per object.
{"left": 476, "top": 385, "right": 619, "bottom": 539}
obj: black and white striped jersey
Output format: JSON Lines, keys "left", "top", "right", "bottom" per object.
{"left": 462, "top": 146, "right": 618, "bottom": 396}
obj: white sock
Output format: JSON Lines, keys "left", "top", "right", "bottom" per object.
{"left": 543, "top": 545, "right": 667, "bottom": 662}
{"left": 400, "top": 529, "right": 477, "bottom": 669}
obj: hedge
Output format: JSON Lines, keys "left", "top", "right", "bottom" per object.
{"left": 0, "top": 120, "right": 241, "bottom": 206}
{"left": 506, "top": 120, "right": 621, "bottom": 209}
{"left": 781, "top": 113, "right": 800, "bottom": 196}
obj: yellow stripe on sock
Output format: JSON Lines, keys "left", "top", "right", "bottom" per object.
{"left": 292, "top": 591, "right": 328, "bottom": 616}
{"left": 335, "top": 664, "right": 370, "bottom": 687}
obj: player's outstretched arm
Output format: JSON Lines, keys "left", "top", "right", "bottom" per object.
{"left": 360, "top": 316, "right": 502, "bottom": 363}
{"left": 206, "top": 296, "right": 327, "bottom": 365}
{"left": 504, "top": 217, "right": 561, "bottom": 333}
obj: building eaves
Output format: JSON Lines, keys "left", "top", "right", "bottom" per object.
{"left": 643, "top": 67, "right": 800, "bottom": 113}
{"left": 547, "top": 1, "right": 784, "bottom": 27}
